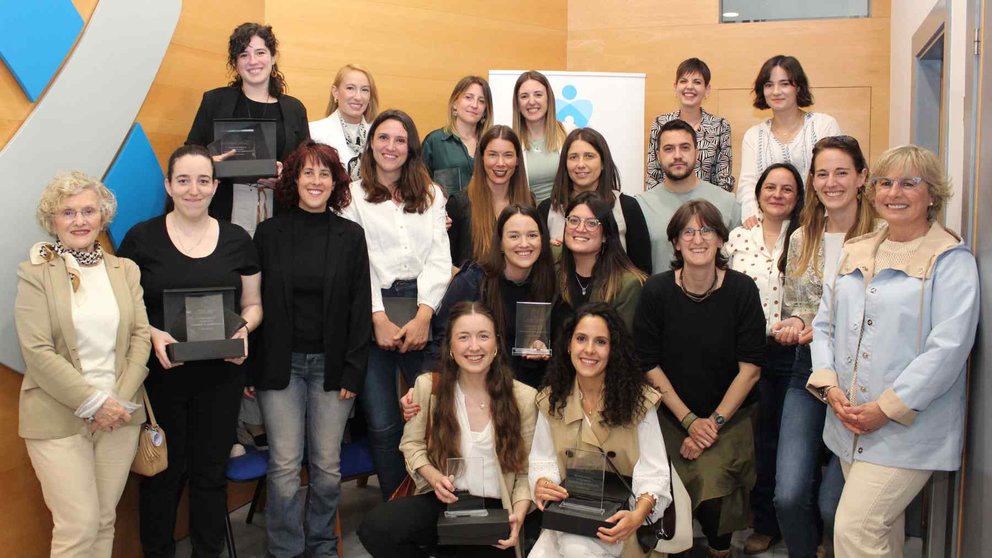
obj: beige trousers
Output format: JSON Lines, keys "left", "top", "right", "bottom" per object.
{"left": 834, "top": 459, "right": 932, "bottom": 558}
{"left": 25, "top": 424, "right": 140, "bottom": 558}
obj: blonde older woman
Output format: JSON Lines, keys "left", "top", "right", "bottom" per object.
{"left": 808, "top": 145, "right": 979, "bottom": 558}
{"left": 15, "top": 172, "right": 151, "bottom": 558}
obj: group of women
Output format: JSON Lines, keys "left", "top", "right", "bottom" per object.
{"left": 13, "top": 19, "right": 979, "bottom": 558}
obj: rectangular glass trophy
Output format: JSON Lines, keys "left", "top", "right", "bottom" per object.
{"left": 782, "top": 277, "right": 811, "bottom": 320}
{"left": 163, "top": 287, "right": 247, "bottom": 363}
{"left": 209, "top": 119, "right": 278, "bottom": 181}
{"left": 436, "top": 457, "right": 510, "bottom": 545}
{"left": 541, "top": 448, "right": 625, "bottom": 538}
{"left": 377, "top": 297, "right": 432, "bottom": 341}
{"left": 512, "top": 302, "right": 552, "bottom": 356}
{"left": 432, "top": 167, "right": 463, "bottom": 195}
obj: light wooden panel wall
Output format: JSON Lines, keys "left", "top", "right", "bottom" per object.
{"left": 266, "top": 0, "right": 568, "bottom": 137}
{"left": 567, "top": 0, "right": 891, "bottom": 188}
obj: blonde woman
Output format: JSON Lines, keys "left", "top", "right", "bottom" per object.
{"left": 309, "top": 63, "right": 379, "bottom": 179}
{"left": 422, "top": 75, "right": 494, "bottom": 194}
{"left": 511, "top": 70, "right": 570, "bottom": 202}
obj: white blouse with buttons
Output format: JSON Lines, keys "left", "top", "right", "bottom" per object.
{"left": 338, "top": 180, "right": 452, "bottom": 313}
{"left": 725, "top": 221, "right": 789, "bottom": 335}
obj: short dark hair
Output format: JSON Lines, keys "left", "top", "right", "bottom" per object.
{"left": 675, "top": 58, "right": 711, "bottom": 86}
{"left": 658, "top": 119, "right": 697, "bottom": 146}
{"left": 752, "top": 55, "right": 813, "bottom": 110}
{"left": 276, "top": 140, "right": 352, "bottom": 211}
{"left": 666, "top": 199, "right": 730, "bottom": 270}
{"left": 227, "top": 22, "right": 286, "bottom": 97}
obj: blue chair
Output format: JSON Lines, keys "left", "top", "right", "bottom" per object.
{"left": 225, "top": 447, "right": 269, "bottom": 558}
{"left": 340, "top": 436, "right": 375, "bottom": 484}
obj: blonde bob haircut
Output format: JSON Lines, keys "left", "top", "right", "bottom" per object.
{"left": 445, "top": 75, "right": 493, "bottom": 139}
{"left": 325, "top": 63, "right": 380, "bottom": 120}
{"left": 36, "top": 171, "right": 117, "bottom": 236}
{"left": 867, "top": 144, "right": 952, "bottom": 223}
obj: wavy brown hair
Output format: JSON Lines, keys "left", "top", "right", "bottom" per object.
{"left": 752, "top": 54, "right": 813, "bottom": 110}
{"left": 226, "top": 23, "right": 286, "bottom": 97}
{"left": 549, "top": 128, "right": 622, "bottom": 212}
{"left": 444, "top": 76, "right": 493, "bottom": 139}
{"left": 541, "top": 303, "right": 648, "bottom": 427}
{"left": 428, "top": 302, "right": 527, "bottom": 473}
{"left": 466, "top": 126, "right": 535, "bottom": 261}
{"left": 357, "top": 109, "right": 435, "bottom": 214}
{"left": 275, "top": 140, "right": 351, "bottom": 211}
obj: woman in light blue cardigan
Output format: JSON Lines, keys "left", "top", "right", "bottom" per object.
{"left": 807, "top": 145, "right": 979, "bottom": 558}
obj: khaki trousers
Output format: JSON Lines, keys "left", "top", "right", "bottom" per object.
{"left": 25, "top": 424, "right": 140, "bottom": 558}
{"left": 834, "top": 459, "right": 932, "bottom": 558}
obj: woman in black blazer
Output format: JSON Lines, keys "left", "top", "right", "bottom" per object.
{"left": 186, "top": 22, "right": 310, "bottom": 231}
{"left": 251, "top": 140, "right": 371, "bottom": 557}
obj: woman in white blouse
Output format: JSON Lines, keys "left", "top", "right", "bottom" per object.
{"left": 358, "top": 301, "right": 537, "bottom": 558}
{"left": 309, "top": 63, "right": 379, "bottom": 179}
{"left": 724, "top": 162, "right": 803, "bottom": 554}
{"left": 339, "top": 109, "right": 452, "bottom": 499}
{"left": 738, "top": 55, "right": 841, "bottom": 225}
{"left": 530, "top": 303, "right": 669, "bottom": 558}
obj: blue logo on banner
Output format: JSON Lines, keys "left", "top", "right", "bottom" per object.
{"left": 556, "top": 84, "right": 593, "bottom": 128}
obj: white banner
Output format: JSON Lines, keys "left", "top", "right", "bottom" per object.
{"left": 488, "top": 70, "right": 646, "bottom": 195}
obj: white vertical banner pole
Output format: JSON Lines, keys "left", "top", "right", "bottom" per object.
{"left": 489, "top": 70, "right": 646, "bottom": 195}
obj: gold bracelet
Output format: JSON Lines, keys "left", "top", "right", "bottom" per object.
{"left": 635, "top": 492, "right": 657, "bottom": 507}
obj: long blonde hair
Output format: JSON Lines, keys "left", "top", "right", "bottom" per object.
{"left": 792, "top": 136, "right": 876, "bottom": 277}
{"left": 511, "top": 71, "right": 566, "bottom": 152}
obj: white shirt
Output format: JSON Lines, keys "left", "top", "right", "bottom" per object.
{"left": 726, "top": 221, "right": 789, "bottom": 335}
{"left": 70, "top": 262, "right": 120, "bottom": 418}
{"left": 738, "top": 112, "right": 842, "bottom": 220}
{"left": 453, "top": 383, "right": 501, "bottom": 500}
{"left": 528, "top": 410, "right": 672, "bottom": 523}
{"left": 338, "top": 180, "right": 451, "bottom": 313}
{"left": 822, "top": 232, "right": 846, "bottom": 285}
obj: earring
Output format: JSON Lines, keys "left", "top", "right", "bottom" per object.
{"left": 449, "top": 351, "right": 453, "bottom": 359}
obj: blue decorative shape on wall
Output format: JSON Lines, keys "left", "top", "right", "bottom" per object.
{"left": 0, "top": 0, "right": 83, "bottom": 101}
{"left": 104, "top": 123, "right": 165, "bottom": 248}
{"left": 557, "top": 84, "right": 594, "bottom": 128}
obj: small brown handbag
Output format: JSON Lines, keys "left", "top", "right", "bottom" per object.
{"left": 131, "top": 391, "right": 168, "bottom": 476}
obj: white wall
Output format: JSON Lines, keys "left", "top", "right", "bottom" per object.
{"left": 889, "top": 0, "right": 969, "bottom": 232}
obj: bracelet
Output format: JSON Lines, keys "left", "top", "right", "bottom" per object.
{"left": 240, "top": 323, "right": 250, "bottom": 335}
{"left": 820, "top": 385, "right": 837, "bottom": 403}
{"left": 680, "top": 411, "right": 698, "bottom": 431}
{"left": 635, "top": 492, "right": 657, "bottom": 507}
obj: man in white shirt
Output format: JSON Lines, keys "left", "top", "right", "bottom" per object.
{"left": 637, "top": 119, "right": 741, "bottom": 274}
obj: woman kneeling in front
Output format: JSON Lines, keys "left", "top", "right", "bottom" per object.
{"left": 358, "top": 301, "right": 537, "bottom": 558}
{"left": 529, "top": 303, "right": 670, "bottom": 558}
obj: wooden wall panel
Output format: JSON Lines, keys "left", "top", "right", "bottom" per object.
{"left": 266, "top": 0, "right": 568, "bottom": 135}
{"left": 567, "top": 0, "right": 890, "bottom": 189}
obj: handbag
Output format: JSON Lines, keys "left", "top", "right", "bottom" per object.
{"left": 131, "top": 391, "right": 168, "bottom": 476}
{"left": 389, "top": 372, "right": 439, "bottom": 501}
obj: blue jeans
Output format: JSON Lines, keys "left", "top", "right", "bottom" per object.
{"left": 774, "top": 345, "right": 845, "bottom": 558}
{"left": 258, "top": 353, "right": 354, "bottom": 558}
{"left": 751, "top": 341, "right": 795, "bottom": 538}
{"left": 362, "top": 280, "right": 425, "bottom": 499}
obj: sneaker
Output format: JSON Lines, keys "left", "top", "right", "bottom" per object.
{"left": 230, "top": 443, "right": 247, "bottom": 458}
{"left": 743, "top": 533, "right": 778, "bottom": 554}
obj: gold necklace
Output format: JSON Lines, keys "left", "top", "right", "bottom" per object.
{"left": 169, "top": 216, "right": 211, "bottom": 256}
{"left": 679, "top": 269, "right": 718, "bottom": 302}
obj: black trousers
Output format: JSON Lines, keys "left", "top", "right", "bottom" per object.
{"left": 358, "top": 492, "right": 515, "bottom": 558}
{"left": 139, "top": 371, "right": 244, "bottom": 558}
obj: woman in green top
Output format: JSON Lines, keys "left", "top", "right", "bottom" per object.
{"left": 422, "top": 75, "right": 494, "bottom": 195}
{"left": 511, "top": 71, "right": 570, "bottom": 203}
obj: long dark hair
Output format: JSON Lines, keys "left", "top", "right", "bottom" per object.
{"left": 541, "top": 303, "right": 648, "bottom": 427}
{"left": 753, "top": 162, "right": 805, "bottom": 273}
{"left": 429, "top": 302, "right": 527, "bottom": 473}
{"left": 356, "top": 109, "right": 435, "bottom": 214}
{"left": 226, "top": 22, "right": 286, "bottom": 97}
{"left": 558, "top": 192, "right": 645, "bottom": 306}
{"left": 276, "top": 140, "right": 351, "bottom": 211}
{"left": 549, "top": 128, "right": 621, "bottom": 212}
{"left": 479, "top": 205, "right": 557, "bottom": 346}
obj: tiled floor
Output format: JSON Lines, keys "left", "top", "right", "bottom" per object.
{"left": 179, "top": 477, "right": 924, "bottom": 557}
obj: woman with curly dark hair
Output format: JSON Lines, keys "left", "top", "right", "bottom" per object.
{"left": 251, "top": 140, "right": 371, "bottom": 557}
{"left": 633, "top": 199, "right": 766, "bottom": 558}
{"left": 359, "top": 302, "right": 537, "bottom": 558}
{"left": 529, "top": 303, "right": 670, "bottom": 558}
{"left": 186, "top": 22, "right": 310, "bottom": 231}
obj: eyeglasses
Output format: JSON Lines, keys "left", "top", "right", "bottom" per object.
{"left": 680, "top": 226, "right": 716, "bottom": 241}
{"left": 870, "top": 176, "right": 923, "bottom": 190}
{"left": 56, "top": 207, "right": 100, "bottom": 222}
{"left": 565, "top": 216, "right": 601, "bottom": 230}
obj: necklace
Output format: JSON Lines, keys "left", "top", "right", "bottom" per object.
{"left": 679, "top": 269, "right": 719, "bottom": 302}
{"left": 577, "top": 387, "right": 602, "bottom": 416}
{"left": 464, "top": 390, "right": 489, "bottom": 410}
{"left": 575, "top": 274, "right": 592, "bottom": 296}
{"left": 169, "top": 216, "right": 212, "bottom": 256}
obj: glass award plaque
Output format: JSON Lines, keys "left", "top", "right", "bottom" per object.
{"left": 377, "top": 297, "right": 432, "bottom": 341}
{"left": 432, "top": 167, "right": 463, "bottom": 195}
{"left": 210, "top": 119, "right": 278, "bottom": 181}
{"left": 512, "top": 302, "right": 552, "bottom": 356}
{"left": 782, "top": 276, "right": 810, "bottom": 320}
{"left": 541, "top": 448, "right": 625, "bottom": 538}
{"left": 163, "top": 287, "right": 247, "bottom": 363}
{"left": 436, "top": 457, "right": 510, "bottom": 545}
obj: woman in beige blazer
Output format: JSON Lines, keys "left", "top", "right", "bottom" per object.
{"left": 358, "top": 301, "right": 537, "bottom": 558}
{"left": 15, "top": 172, "right": 151, "bottom": 558}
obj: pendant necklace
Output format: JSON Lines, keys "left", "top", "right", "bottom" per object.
{"left": 575, "top": 274, "right": 592, "bottom": 296}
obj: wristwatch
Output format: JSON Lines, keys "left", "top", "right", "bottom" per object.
{"left": 711, "top": 412, "right": 726, "bottom": 429}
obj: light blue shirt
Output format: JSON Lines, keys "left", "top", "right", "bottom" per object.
{"left": 811, "top": 227, "right": 979, "bottom": 471}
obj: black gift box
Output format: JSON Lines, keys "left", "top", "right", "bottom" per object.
{"left": 541, "top": 473, "right": 632, "bottom": 538}
{"left": 163, "top": 287, "right": 247, "bottom": 363}
{"left": 211, "top": 119, "right": 278, "bottom": 181}
{"left": 436, "top": 508, "right": 510, "bottom": 546}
